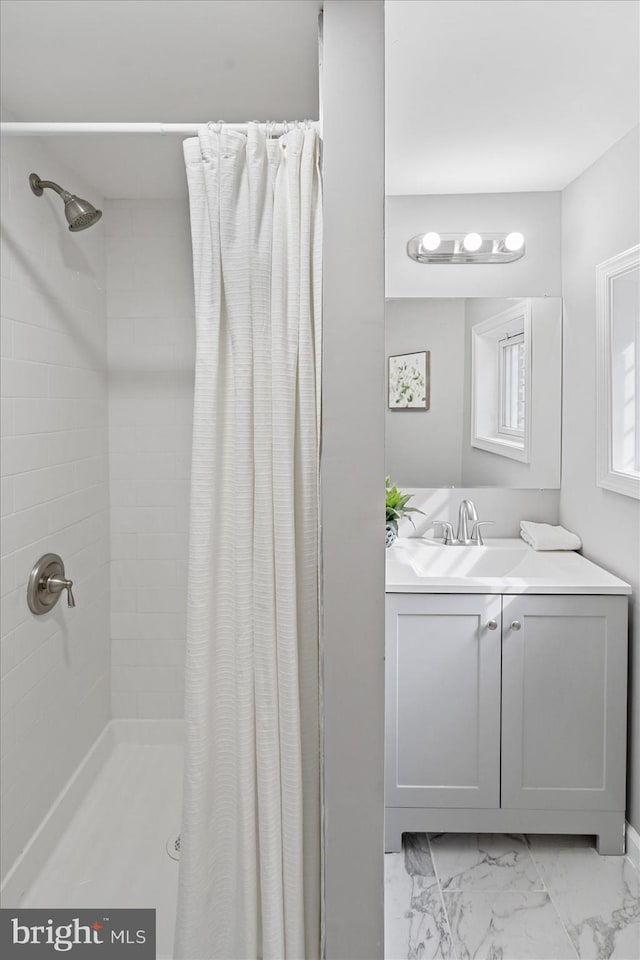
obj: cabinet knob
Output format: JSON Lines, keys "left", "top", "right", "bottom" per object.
{"left": 487, "top": 620, "right": 498, "bottom": 630}
{"left": 511, "top": 620, "right": 522, "bottom": 631}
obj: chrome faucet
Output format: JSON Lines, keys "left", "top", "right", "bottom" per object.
{"left": 457, "top": 499, "right": 478, "bottom": 544}
{"left": 432, "top": 499, "right": 494, "bottom": 545}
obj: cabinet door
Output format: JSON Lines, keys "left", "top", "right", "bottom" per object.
{"left": 385, "top": 593, "right": 501, "bottom": 808}
{"left": 501, "top": 595, "right": 628, "bottom": 811}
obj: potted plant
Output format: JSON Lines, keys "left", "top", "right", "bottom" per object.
{"left": 385, "top": 477, "right": 424, "bottom": 547}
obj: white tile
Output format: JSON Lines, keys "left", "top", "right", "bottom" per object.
{"left": 48, "top": 428, "right": 105, "bottom": 466}
{"left": 111, "top": 664, "right": 139, "bottom": 693}
{"left": 1, "top": 475, "right": 14, "bottom": 516}
{"left": 443, "top": 891, "right": 576, "bottom": 960}
{"left": 108, "top": 424, "right": 137, "bottom": 454}
{"left": 385, "top": 841, "right": 453, "bottom": 960}
{"left": 136, "top": 665, "right": 183, "bottom": 693}
{"left": 135, "top": 479, "right": 188, "bottom": 507}
{"left": 1, "top": 137, "right": 110, "bottom": 882}
{"left": 430, "top": 833, "right": 543, "bottom": 893}
{"left": 1, "top": 316, "right": 13, "bottom": 357}
{"left": 110, "top": 533, "right": 137, "bottom": 559}
{"left": 136, "top": 691, "right": 183, "bottom": 719}
{"left": 111, "top": 613, "right": 140, "bottom": 641}
{"left": 1, "top": 396, "right": 14, "bottom": 436}
{"left": 135, "top": 640, "right": 185, "bottom": 667}
{"left": 529, "top": 837, "right": 640, "bottom": 959}
{"left": 133, "top": 452, "right": 177, "bottom": 483}
{"left": 111, "top": 640, "right": 138, "bottom": 666}
{"left": 1, "top": 503, "right": 51, "bottom": 556}
{"left": 12, "top": 462, "right": 77, "bottom": 512}
{"left": 137, "top": 533, "right": 187, "bottom": 561}
{"left": 1, "top": 434, "right": 51, "bottom": 475}
{"left": 386, "top": 852, "right": 414, "bottom": 921}
{"left": 136, "top": 613, "right": 184, "bottom": 641}
{"left": 111, "top": 506, "right": 178, "bottom": 535}
{"left": 137, "top": 588, "right": 186, "bottom": 614}
{"left": 0, "top": 359, "right": 48, "bottom": 398}
{"left": 75, "top": 456, "right": 107, "bottom": 490}
{"left": 0, "top": 553, "right": 16, "bottom": 596}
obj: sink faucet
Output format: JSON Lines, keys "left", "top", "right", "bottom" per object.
{"left": 432, "top": 499, "right": 494, "bottom": 545}
{"left": 457, "top": 499, "right": 478, "bottom": 544}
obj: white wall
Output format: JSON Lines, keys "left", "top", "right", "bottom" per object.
{"left": 322, "top": 2, "right": 385, "bottom": 956}
{"left": 386, "top": 191, "right": 561, "bottom": 299}
{"left": 396, "top": 487, "right": 560, "bottom": 539}
{"left": 560, "top": 125, "right": 640, "bottom": 831}
{"left": 385, "top": 299, "right": 465, "bottom": 486}
{"left": 105, "top": 199, "right": 194, "bottom": 719}
{"left": 461, "top": 297, "right": 562, "bottom": 487}
{"left": 0, "top": 136, "right": 110, "bottom": 881}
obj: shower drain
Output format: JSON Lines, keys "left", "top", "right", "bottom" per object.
{"left": 166, "top": 834, "right": 181, "bottom": 861}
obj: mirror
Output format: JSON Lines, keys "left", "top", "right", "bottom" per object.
{"left": 385, "top": 296, "right": 562, "bottom": 488}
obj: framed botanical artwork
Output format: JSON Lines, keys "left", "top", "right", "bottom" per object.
{"left": 388, "top": 351, "right": 430, "bottom": 409}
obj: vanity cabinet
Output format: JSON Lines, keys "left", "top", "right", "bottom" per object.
{"left": 385, "top": 592, "right": 628, "bottom": 855}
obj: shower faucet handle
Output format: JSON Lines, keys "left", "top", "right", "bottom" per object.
{"left": 27, "top": 553, "right": 76, "bottom": 614}
{"left": 47, "top": 575, "right": 76, "bottom": 608}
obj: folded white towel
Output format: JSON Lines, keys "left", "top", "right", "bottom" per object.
{"left": 520, "top": 521, "right": 582, "bottom": 551}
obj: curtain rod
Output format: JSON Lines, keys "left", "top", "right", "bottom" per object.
{"left": 0, "top": 121, "right": 320, "bottom": 137}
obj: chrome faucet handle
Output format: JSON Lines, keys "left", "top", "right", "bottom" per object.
{"left": 432, "top": 521, "right": 456, "bottom": 545}
{"left": 47, "top": 576, "right": 76, "bottom": 607}
{"left": 471, "top": 520, "right": 494, "bottom": 546}
{"left": 27, "top": 554, "right": 76, "bottom": 615}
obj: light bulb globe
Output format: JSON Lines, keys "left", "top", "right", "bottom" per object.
{"left": 421, "top": 231, "right": 441, "bottom": 252}
{"left": 463, "top": 232, "right": 482, "bottom": 252}
{"left": 504, "top": 232, "right": 524, "bottom": 252}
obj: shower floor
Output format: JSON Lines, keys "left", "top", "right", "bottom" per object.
{"left": 20, "top": 741, "right": 183, "bottom": 960}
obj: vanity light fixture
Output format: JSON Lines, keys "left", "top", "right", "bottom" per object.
{"left": 407, "top": 232, "right": 526, "bottom": 264}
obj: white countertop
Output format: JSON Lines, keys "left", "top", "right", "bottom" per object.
{"left": 386, "top": 537, "right": 632, "bottom": 595}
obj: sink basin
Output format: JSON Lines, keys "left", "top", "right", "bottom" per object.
{"left": 386, "top": 537, "right": 632, "bottom": 595}
{"left": 407, "top": 541, "right": 530, "bottom": 578}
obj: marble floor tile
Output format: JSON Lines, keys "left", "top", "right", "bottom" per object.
{"left": 405, "top": 833, "right": 438, "bottom": 883}
{"left": 406, "top": 876, "right": 453, "bottom": 960}
{"left": 443, "top": 891, "right": 577, "bottom": 960}
{"left": 430, "top": 833, "right": 544, "bottom": 893}
{"left": 385, "top": 836, "right": 453, "bottom": 959}
{"left": 385, "top": 853, "right": 416, "bottom": 960}
{"left": 528, "top": 837, "right": 640, "bottom": 960}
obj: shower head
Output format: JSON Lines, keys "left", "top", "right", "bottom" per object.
{"left": 29, "top": 173, "right": 102, "bottom": 232}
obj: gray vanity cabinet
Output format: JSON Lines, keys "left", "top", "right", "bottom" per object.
{"left": 385, "top": 594, "right": 502, "bottom": 809}
{"left": 385, "top": 592, "right": 628, "bottom": 855}
{"left": 500, "top": 594, "right": 628, "bottom": 812}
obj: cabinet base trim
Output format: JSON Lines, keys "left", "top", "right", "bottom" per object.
{"left": 385, "top": 806, "right": 625, "bottom": 856}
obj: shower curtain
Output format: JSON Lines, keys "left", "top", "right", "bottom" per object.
{"left": 174, "top": 124, "right": 322, "bottom": 960}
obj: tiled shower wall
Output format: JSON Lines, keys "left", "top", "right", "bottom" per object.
{"left": 0, "top": 136, "right": 110, "bottom": 880}
{"left": 105, "top": 200, "right": 195, "bottom": 718}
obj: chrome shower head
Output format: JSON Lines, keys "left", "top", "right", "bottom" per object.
{"left": 29, "top": 173, "right": 102, "bottom": 231}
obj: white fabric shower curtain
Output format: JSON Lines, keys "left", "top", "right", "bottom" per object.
{"left": 174, "top": 124, "right": 322, "bottom": 960}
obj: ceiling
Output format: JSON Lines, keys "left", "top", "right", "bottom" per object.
{"left": 2, "top": 1, "right": 638, "bottom": 199}
{"left": 0, "top": 0, "right": 321, "bottom": 198}
{"left": 386, "top": 0, "right": 640, "bottom": 195}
